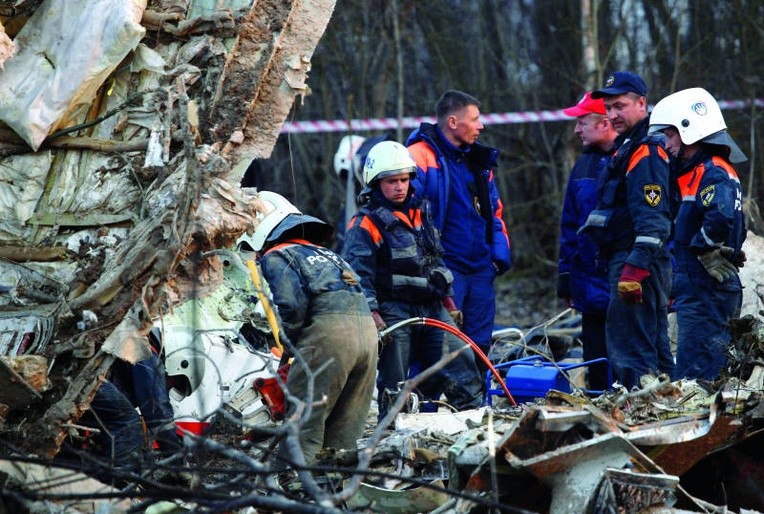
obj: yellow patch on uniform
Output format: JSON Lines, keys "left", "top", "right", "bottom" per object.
{"left": 644, "top": 184, "right": 662, "bottom": 207}
{"left": 701, "top": 184, "right": 716, "bottom": 207}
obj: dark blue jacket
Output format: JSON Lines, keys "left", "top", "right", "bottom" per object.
{"left": 405, "top": 123, "right": 511, "bottom": 275}
{"left": 584, "top": 117, "right": 672, "bottom": 270}
{"left": 342, "top": 192, "right": 452, "bottom": 312}
{"left": 558, "top": 147, "right": 611, "bottom": 313}
{"left": 261, "top": 240, "right": 368, "bottom": 343}
{"left": 673, "top": 149, "right": 746, "bottom": 277}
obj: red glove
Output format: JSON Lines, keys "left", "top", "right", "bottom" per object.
{"left": 442, "top": 296, "right": 463, "bottom": 328}
{"left": 618, "top": 264, "right": 650, "bottom": 304}
{"left": 371, "top": 310, "right": 387, "bottom": 332}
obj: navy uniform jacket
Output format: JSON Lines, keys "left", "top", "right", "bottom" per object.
{"left": 261, "top": 240, "right": 369, "bottom": 343}
{"left": 586, "top": 117, "right": 672, "bottom": 269}
{"left": 558, "top": 146, "right": 612, "bottom": 313}
{"left": 342, "top": 193, "right": 452, "bottom": 312}
{"left": 673, "top": 149, "right": 746, "bottom": 274}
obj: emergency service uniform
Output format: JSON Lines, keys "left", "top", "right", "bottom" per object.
{"left": 406, "top": 123, "right": 511, "bottom": 358}
{"left": 672, "top": 151, "right": 745, "bottom": 380}
{"left": 261, "top": 239, "right": 377, "bottom": 463}
{"left": 78, "top": 351, "right": 181, "bottom": 465}
{"left": 558, "top": 147, "right": 612, "bottom": 389}
{"left": 583, "top": 117, "right": 675, "bottom": 388}
{"left": 342, "top": 191, "right": 483, "bottom": 419}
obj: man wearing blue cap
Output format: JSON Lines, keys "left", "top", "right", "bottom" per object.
{"left": 581, "top": 72, "right": 675, "bottom": 389}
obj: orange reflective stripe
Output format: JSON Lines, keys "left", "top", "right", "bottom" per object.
{"left": 391, "top": 210, "right": 416, "bottom": 229}
{"left": 409, "top": 208, "right": 422, "bottom": 229}
{"left": 677, "top": 164, "right": 707, "bottom": 197}
{"left": 359, "top": 216, "right": 383, "bottom": 245}
{"left": 626, "top": 145, "right": 669, "bottom": 174}
{"left": 711, "top": 156, "right": 739, "bottom": 180}
{"left": 626, "top": 145, "right": 650, "bottom": 174}
{"left": 265, "top": 239, "right": 314, "bottom": 255}
{"left": 494, "top": 198, "right": 510, "bottom": 244}
{"left": 407, "top": 141, "right": 438, "bottom": 171}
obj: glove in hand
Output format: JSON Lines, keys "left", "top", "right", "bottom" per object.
{"left": 698, "top": 248, "right": 738, "bottom": 282}
{"left": 371, "top": 310, "right": 387, "bottom": 332}
{"left": 442, "top": 296, "right": 463, "bottom": 328}
{"left": 371, "top": 310, "right": 391, "bottom": 352}
{"left": 719, "top": 246, "right": 746, "bottom": 269}
{"left": 618, "top": 264, "right": 650, "bottom": 304}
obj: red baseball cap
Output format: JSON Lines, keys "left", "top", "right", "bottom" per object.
{"left": 562, "top": 92, "right": 606, "bottom": 117}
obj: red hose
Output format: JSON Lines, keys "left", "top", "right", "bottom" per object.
{"left": 409, "top": 317, "right": 517, "bottom": 406}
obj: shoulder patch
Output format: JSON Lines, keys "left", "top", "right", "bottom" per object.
{"left": 700, "top": 184, "right": 716, "bottom": 207}
{"left": 644, "top": 184, "right": 662, "bottom": 207}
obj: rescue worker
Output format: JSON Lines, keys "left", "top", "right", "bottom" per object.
{"left": 342, "top": 140, "right": 483, "bottom": 420}
{"left": 648, "top": 87, "right": 747, "bottom": 381}
{"left": 333, "top": 134, "right": 392, "bottom": 253}
{"left": 557, "top": 92, "right": 619, "bottom": 390}
{"left": 581, "top": 71, "right": 675, "bottom": 389}
{"left": 252, "top": 191, "right": 377, "bottom": 466}
{"left": 406, "top": 90, "right": 511, "bottom": 373}
{"left": 77, "top": 349, "right": 183, "bottom": 466}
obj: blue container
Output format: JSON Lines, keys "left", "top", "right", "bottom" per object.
{"left": 484, "top": 356, "right": 612, "bottom": 406}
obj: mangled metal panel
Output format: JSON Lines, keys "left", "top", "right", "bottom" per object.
{"left": 0, "top": 0, "right": 147, "bottom": 150}
{"left": 0, "top": 0, "right": 336, "bottom": 459}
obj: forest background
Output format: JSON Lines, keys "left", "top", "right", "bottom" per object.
{"left": 250, "top": 0, "right": 764, "bottom": 326}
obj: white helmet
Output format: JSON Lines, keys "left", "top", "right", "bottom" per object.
{"left": 334, "top": 135, "right": 366, "bottom": 182}
{"left": 240, "top": 191, "right": 333, "bottom": 252}
{"left": 362, "top": 140, "right": 417, "bottom": 188}
{"left": 240, "top": 191, "right": 300, "bottom": 252}
{"left": 649, "top": 87, "right": 747, "bottom": 163}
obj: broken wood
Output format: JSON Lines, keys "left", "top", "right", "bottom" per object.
{"left": 0, "top": 245, "right": 69, "bottom": 262}
{"left": 207, "top": 0, "right": 337, "bottom": 174}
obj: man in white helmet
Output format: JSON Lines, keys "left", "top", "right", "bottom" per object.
{"left": 649, "top": 87, "right": 747, "bottom": 381}
{"left": 342, "top": 140, "right": 483, "bottom": 421}
{"left": 332, "top": 134, "right": 390, "bottom": 253}
{"left": 251, "top": 192, "right": 377, "bottom": 467}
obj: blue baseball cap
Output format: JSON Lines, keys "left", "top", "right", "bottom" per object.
{"left": 591, "top": 71, "right": 648, "bottom": 99}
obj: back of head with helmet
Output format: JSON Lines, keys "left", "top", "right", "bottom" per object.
{"left": 362, "top": 140, "right": 418, "bottom": 188}
{"left": 238, "top": 191, "right": 334, "bottom": 252}
{"left": 649, "top": 87, "right": 747, "bottom": 163}
{"left": 334, "top": 135, "right": 366, "bottom": 183}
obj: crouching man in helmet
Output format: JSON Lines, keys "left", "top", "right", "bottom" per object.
{"left": 342, "top": 141, "right": 483, "bottom": 421}
{"left": 251, "top": 192, "right": 378, "bottom": 467}
{"left": 649, "top": 87, "right": 747, "bottom": 381}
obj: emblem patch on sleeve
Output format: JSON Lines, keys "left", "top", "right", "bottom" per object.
{"left": 644, "top": 184, "right": 662, "bottom": 207}
{"left": 701, "top": 184, "right": 716, "bottom": 207}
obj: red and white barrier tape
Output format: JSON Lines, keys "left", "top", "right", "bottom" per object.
{"left": 281, "top": 98, "right": 764, "bottom": 134}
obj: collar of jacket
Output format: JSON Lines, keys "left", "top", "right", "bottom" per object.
{"left": 408, "top": 122, "right": 499, "bottom": 170}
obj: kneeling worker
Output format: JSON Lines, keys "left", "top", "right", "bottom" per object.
{"left": 251, "top": 191, "right": 378, "bottom": 466}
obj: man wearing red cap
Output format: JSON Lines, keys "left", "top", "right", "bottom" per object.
{"left": 580, "top": 71, "right": 675, "bottom": 389}
{"left": 557, "top": 92, "right": 618, "bottom": 390}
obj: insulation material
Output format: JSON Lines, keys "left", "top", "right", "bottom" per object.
{"left": 0, "top": 0, "right": 147, "bottom": 150}
{"left": 0, "top": 152, "right": 52, "bottom": 241}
